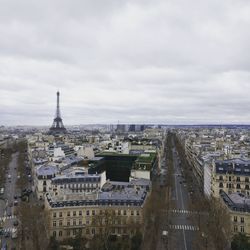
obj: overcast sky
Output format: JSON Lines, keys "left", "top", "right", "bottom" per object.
{"left": 1, "top": 0, "right": 250, "bottom": 126}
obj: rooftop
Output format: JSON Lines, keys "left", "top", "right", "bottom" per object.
{"left": 46, "top": 178, "right": 150, "bottom": 208}
{"left": 215, "top": 158, "right": 250, "bottom": 175}
{"left": 37, "top": 165, "right": 58, "bottom": 177}
{"left": 221, "top": 191, "right": 250, "bottom": 213}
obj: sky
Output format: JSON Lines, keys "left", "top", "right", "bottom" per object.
{"left": 1, "top": 0, "right": 250, "bottom": 126}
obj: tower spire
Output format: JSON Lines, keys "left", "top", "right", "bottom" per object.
{"left": 49, "top": 91, "right": 67, "bottom": 134}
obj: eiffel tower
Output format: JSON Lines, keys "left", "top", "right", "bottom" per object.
{"left": 49, "top": 91, "right": 67, "bottom": 134}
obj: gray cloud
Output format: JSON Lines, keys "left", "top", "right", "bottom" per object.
{"left": 1, "top": 0, "right": 250, "bottom": 125}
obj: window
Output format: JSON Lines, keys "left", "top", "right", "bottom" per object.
{"left": 246, "top": 177, "right": 249, "bottom": 182}
{"left": 136, "top": 210, "right": 140, "bottom": 216}
{"left": 59, "top": 220, "right": 63, "bottom": 226}
{"left": 237, "top": 177, "right": 240, "bottom": 182}
{"left": 53, "top": 221, "right": 56, "bottom": 227}
{"left": 53, "top": 231, "right": 56, "bottom": 237}
{"left": 67, "top": 211, "right": 70, "bottom": 217}
{"left": 92, "top": 228, "right": 95, "bottom": 235}
{"left": 79, "top": 220, "right": 82, "bottom": 225}
{"left": 67, "top": 230, "right": 70, "bottom": 236}
{"left": 79, "top": 211, "right": 82, "bottom": 216}
{"left": 246, "top": 185, "right": 249, "bottom": 190}
{"left": 67, "top": 220, "right": 70, "bottom": 226}
{"left": 100, "top": 210, "right": 103, "bottom": 215}
{"left": 241, "top": 226, "right": 245, "bottom": 233}
{"left": 59, "top": 231, "right": 62, "bottom": 237}
{"left": 219, "top": 183, "right": 223, "bottom": 188}
{"left": 118, "top": 210, "right": 121, "bottom": 216}
{"left": 241, "top": 217, "right": 244, "bottom": 223}
{"left": 237, "top": 184, "right": 241, "bottom": 189}
{"left": 219, "top": 176, "right": 223, "bottom": 180}
{"left": 86, "top": 210, "right": 89, "bottom": 216}
{"left": 234, "top": 226, "right": 238, "bottom": 232}
{"left": 234, "top": 216, "right": 237, "bottom": 222}
{"left": 123, "top": 210, "right": 127, "bottom": 216}
{"left": 73, "top": 220, "right": 76, "bottom": 226}
{"left": 229, "top": 176, "right": 231, "bottom": 182}
{"left": 73, "top": 211, "right": 76, "bottom": 216}
{"left": 53, "top": 212, "right": 56, "bottom": 218}
{"left": 131, "top": 210, "right": 134, "bottom": 216}
{"left": 92, "top": 210, "right": 95, "bottom": 216}
{"left": 59, "top": 212, "right": 62, "bottom": 217}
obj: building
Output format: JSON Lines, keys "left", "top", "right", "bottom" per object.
{"left": 44, "top": 179, "right": 150, "bottom": 240}
{"left": 221, "top": 191, "right": 250, "bottom": 236}
{"left": 35, "top": 165, "right": 58, "bottom": 198}
{"left": 212, "top": 159, "right": 250, "bottom": 197}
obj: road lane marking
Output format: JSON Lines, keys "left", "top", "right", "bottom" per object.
{"left": 174, "top": 174, "right": 178, "bottom": 201}
{"left": 169, "top": 224, "right": 199, "bottom": 231}
{"left": 183, "top": 229, "right": 187, "bottom": 250}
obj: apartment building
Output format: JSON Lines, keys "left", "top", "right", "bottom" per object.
{"left": 45, "top": 179, "right": 150, "bottom": 240}
{"left": 212, "top": 159, "right": 250, "bottom": 197}
{"left": 221, "top": 191, "right": 250, "bottom": 236}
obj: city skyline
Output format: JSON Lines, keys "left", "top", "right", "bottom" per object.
{"left": 1, "top": 0, "right": 250, "bottom": 125}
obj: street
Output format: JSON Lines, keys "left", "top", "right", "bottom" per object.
{"left": 167, "top": 147, "right": 199, "bottom": 250}
{"left": 156, "top": 138, "right": 202, "bottom": 250}
{"left": 0, "top": 153, "right": 19, "bottom": 249}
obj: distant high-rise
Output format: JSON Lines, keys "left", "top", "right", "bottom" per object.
{"left": 49, "top": 91, "right": 67, "bottom": 135}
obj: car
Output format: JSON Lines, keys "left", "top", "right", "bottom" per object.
{"left": 4, "top": 231, "right": 11, "bottom": 238}
{"left": 27, "top": 189, "right": 32, "bottom": 194}
{"left": 14, "top": 200, "right": 18, "bottom": 206}
{"left": 13, "top": 220, "right": 19, "bottom": 226}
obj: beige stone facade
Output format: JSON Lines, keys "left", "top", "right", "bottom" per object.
{"left": 212, "top": 159, "right": 250, "bottom": 198}
{"left": 221, "top": 191, "right": 250, "bottom": 236}
{"left": 45, "top": 203, "right": 143, "bottom": 240}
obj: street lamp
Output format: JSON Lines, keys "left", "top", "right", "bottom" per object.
{"left": 201, "top": 232, "right": 208, "bottom": 250}
{"left": 162, "top": 230, "right": 168, "bottom": 249}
